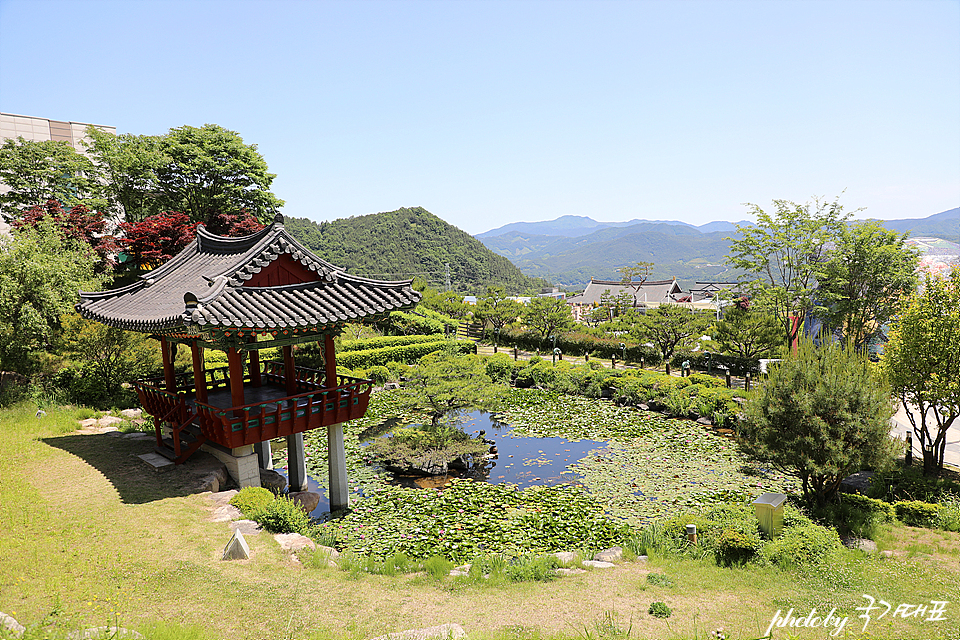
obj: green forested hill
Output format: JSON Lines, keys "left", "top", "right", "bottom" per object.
{"left": 285, "top": 207, "right": 548, "bottom": 294}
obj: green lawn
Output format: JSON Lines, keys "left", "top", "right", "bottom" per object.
{"left": 1, "top": 401, "right": 958, "bottom": 640}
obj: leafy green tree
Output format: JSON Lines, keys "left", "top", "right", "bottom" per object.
{"left": 522, "top": 296, "right": 574, "bottom": 341}
{"left": 476, "top": 286, "right": 523, "bottom": 332}
{"left": 417, "top": 285, "right": 470, "bottom": 319}
{"left": 711, "top": 298, "right": 782, "bottom": 360}
{"left": 153, "top": 124, "right": 283, "bottom": 224}
{"left": 882, "top": 267, "right": 960, "bottom": 476}
{"left": 59, "top": 313, "right": 162, "bottom": 400}
{"left": 741, "top": 337, "right": 896, "bottom": 505}
{"left": 726, "top": 197, "right": 851, "bottom": 347}
{"left": 0, "top": 137, "right": 106, "bottom": 221}
{"left": 0, "top": 218, "right": 107, "bottom": 372}
{"left": 82, "top": 128, "right": 169, "bottom": 223}
{"left": 404, "top": 352, "right": 503, "bottom": 429}
{"left": 815, "top": 221, "right": 919, "bottom": 347}
{"left": 631, "top": 305, "right": 711, "bottom": 367}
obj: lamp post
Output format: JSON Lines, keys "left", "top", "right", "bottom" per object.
{"left": 619, "top": 343, "right": 626, "bottom": 365}
{"left": 494, "top": 327, "right": 500, "bottom": 354}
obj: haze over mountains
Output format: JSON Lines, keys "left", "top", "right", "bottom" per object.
{"left": 476, "top": 208, "right": 959, "bottom": 289}
{"left": 476, "top": 215, "right": 754, "bottom": 238}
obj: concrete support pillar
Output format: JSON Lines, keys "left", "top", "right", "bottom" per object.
{"left": 286, "top": 432, "right": 308, "bottom": 492}
{"left": 160, "top": 336, "right": 176, "bottom": 392}
{"left": 327, "top": 422, "right": 349, "bottom": 511}
{"left": 256, "top": 440, "right": 273, "bottom": 470}
{"left": 201, "top": 443, "right": 260, "bottom": 488}
{"left": 191, "top": 341, "right": 207, "bottom": 403}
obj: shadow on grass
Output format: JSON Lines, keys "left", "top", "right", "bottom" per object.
{"left": 42, "top": 432, "right": 230, "bottom": 504}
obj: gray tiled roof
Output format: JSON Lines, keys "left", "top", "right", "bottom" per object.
{"left": 566, "top": 278, "right": 683, "bottom": 306}
{"left": 77, "top": 215, "right": 421, "bottom": 334}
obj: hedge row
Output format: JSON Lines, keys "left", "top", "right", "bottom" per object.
{"left": 339, "top": 334, "right": 440, "bottom": 353}
{"left": 669, "top": 350, "right": 761, "bottom": 376}
{"left": 337, "top": 340, "right": 476, "bottom": 369}
{"left": 481, "top": 354, "right": 743, "bottom": 426}
{"left": 497, "top": 329, "right": 663, "bottom": 364}
{"left": 495, "top": 329, "right": 760, "bottom": 375}
{"left": 383, "top": 310, "right": 456, "bottom": 336}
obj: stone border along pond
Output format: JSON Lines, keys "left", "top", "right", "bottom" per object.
{"left": 273, "top": 389, "right": 799, "bottom": 557}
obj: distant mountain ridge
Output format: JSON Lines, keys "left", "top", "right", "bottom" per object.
{"left": 284, "top": 207, "right": 548, "bottom": 295}
{"left": 476, "top": 208, "right": 958, "bottom": 289}
{"left": 476, "top": 214, "right": 753, "bottom": 238}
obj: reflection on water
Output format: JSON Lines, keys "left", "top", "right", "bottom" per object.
{"left": 274, "top": 409, "right": 607, "bottom": 519}
{"left": 386, "top": 410, "right": 607, "bottom": 490}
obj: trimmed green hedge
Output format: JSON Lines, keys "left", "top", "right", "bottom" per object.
{"left": 340, "top": 334, "right": 441, "bottom": 353}
{"left": 670, "top": 350, "right": 761, "bottom": 376}
{"left": 338, "top": 340, "right": 476, "bottom": 369}
{"left": 894, "top": 500, "right": 942, "bottom": 528}
{"left": 498, "top": 328, "right": 663, "bottom": 364}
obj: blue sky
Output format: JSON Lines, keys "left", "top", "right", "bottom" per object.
{"left": 1, "top": 0, "right": 957, "bottom": 234}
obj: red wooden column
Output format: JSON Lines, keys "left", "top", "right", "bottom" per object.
{"left": 283, "top": 345, "right": 297, "bottom": 395}
{"left": 248, "top": 337, "right": 262, "bottom": 388}
{"left": 160, "top": 336, "right": 176, "bottom": 392}
{"left": 227, "top": 347, "right": 246, "bottom": 415}
{"left": 324, "top": 334, "right": 337, "bottom": 388}
{"left": 191, "top": 341, "right": 207, "bottom": 403}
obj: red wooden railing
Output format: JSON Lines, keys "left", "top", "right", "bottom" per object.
{"left": 135, "top": 362, "right": 372, "bottom": 453}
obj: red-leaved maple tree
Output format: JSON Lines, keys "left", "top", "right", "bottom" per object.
{"left": 118, "top": 212, "right": 199, "bottom": 270}
{"left": 14, "top": 199, "right": 119, "bottom": 270}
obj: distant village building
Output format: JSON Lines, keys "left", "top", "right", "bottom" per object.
{"left": 566, "top": 278, "right": 737, "bottom": 322}
{"left": 566, "top": 278, "right": 684, "bottom": 322}
{"left": 1, "top": 113, "right": 116, "bottom": 236}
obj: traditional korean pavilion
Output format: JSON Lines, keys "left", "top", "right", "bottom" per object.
{"left": 76, "top": 213, "right": 420, "bottom": 509}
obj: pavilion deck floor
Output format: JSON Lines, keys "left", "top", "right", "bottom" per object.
{"left": 187, "top": 382, "right": 309, "bottom": 411}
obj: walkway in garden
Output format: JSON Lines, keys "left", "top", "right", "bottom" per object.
{"left": 890, "top": 403, "right": 960, "bottom": 471}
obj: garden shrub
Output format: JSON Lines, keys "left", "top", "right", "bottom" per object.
{"left": 648, "top": 602, "right": 672, "bottom": 618}
{"left": 715, "top": 528, "right": 759, "bottom": 565}
{"left": 687, "top": 373, "right": 724, "bottom": 388}
{"left": 252, "top": 495, "right": 314, "bottom": 534}
{"left": 386, "top": 361, "right": 411, "bottom": 380}
{"left": 365, "top": 365, "right": 391, "bottom": 384}
{"left": 841, "top": 493, "right": 896, "bottom": 522}
{"left": 483, "top": 353, "right": 514, "bottom": 384}
{"left": 229, "top": 486, "right": 276, "bottom": 517}
{"left": 894, "top": 500, "right": 942, "bottom": 528}
{"left": 761, "top": 523, "right": 842, "bottom": 569}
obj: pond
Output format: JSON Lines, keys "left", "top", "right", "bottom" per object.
{"left": 273, "top": 408, "right": 607, "bottom": 519}
{"left": 387, "top": 410, "right": 607, "bottom": 490}
{"left": 277, "top": 389, "right": 799, "bottom": 525}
